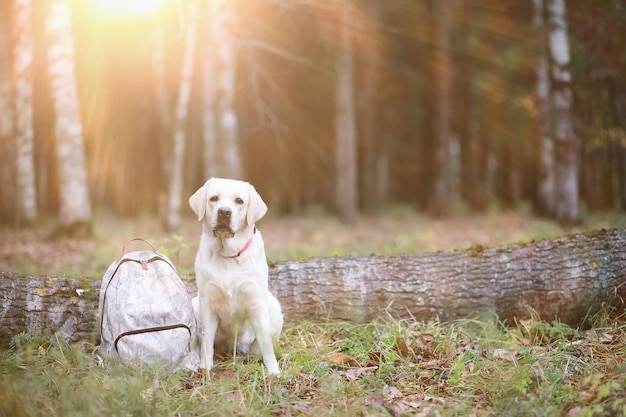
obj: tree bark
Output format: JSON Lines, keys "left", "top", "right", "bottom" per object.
{"left": 357, "top": 0, "right": 382, "bottom": 213}
{"left": 1, "top": 228, "right": 624, "bottom": 348}
{"left": 431, "top": 0, "right": 453, "bottom": 216}
{"left": 547, "top": 0, "right": 579, "bottom": 226}
{"left": 200, "top": 8, "right": 218, "bottom": 181}
{"left": 533, "top": 0, "right": 556, "bottom": 217}
{"left": 335, "top": 4, "right": 358, "bottom": 224}
{"left": 164, "top": 1, "right": 198, "bottom": 231}
{"left": 13, "top": 0, "right": 37, "bottom": 225}
{"left": 201, "top": 0, "right": 242, "bottom": 180}
{"left": 46, "top": 0, "right": 92, "bottom": 233}
{"left": 465, "top": 18, "right": 484, "bottom": 211}
{"left": 0, "top": 4, "right": 15, "bottom": 224}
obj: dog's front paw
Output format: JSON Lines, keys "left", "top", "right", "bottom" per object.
{"left": 265, "top": 362, "right": 280, "bottom": 375}
{"left": 196, "top": 367, "right": 211, "bottom": 381}
{"left": 199, "top": 360, "right": 213, "bottom": 371}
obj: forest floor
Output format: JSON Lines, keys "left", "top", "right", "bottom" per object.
{"left": 2, "top": 210, "right": 626, "bottom": 416}
{"left": 2, "top": 209, "right": 626, "bottom": 278}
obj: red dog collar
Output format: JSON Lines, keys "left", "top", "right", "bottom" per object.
{"left": 228, "top": 227, "right": 256, "bottom": 258}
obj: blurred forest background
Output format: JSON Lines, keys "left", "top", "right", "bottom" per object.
{"left": 1, "top": 0, "right": 625, "bottom": 235}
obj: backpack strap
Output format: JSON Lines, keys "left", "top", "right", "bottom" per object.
{"left": 121, "top": 238, "right": 159, "bottom": 258}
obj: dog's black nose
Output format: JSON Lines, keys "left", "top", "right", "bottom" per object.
{"left": 218, "top": 207, "right": 232, "bottom": 218}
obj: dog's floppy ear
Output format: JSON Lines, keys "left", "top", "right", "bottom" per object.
{"left": 189, "top": 179, "right": 212, "bottom": 221}
{"left": 246, "top": 183, "right": 268, "bottom": 226}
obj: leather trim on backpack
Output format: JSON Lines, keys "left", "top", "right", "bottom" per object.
{"left": 114, "top": 323, "right": 193, "bottom": 353}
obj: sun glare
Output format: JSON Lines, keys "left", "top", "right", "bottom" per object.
{"left": 89, "top": 0, "right": 167, "bottom": 16}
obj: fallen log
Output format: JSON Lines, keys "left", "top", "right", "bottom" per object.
{"left": 1, "top": 228, "right": 625, "bottom": 348}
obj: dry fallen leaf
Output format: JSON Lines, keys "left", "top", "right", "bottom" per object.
{"left": 492, "top": 348, "right": 518, "bottom": 364}
{"left": 343, "top": 366, "right": 378, "bottom": 381}
{"left": 598, "top": 332, "right": 615, "bottom": 344}
{"left": 384, "top": 385, "right": 403, "bottom": 401}
{"left": 330, "top": 352, "right": 358, "bottom": 366}
{"left": 215, "top": 368, "right": 238, "bottom": 380}
{"left": 395, "top": 336, "right": 410, "bottom": 358}
{"left": 567, "top": 405, "right": 583, "bottom": 416}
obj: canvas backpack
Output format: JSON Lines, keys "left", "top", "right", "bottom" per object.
{"left": 97, "top": 240, "right": 199, "bottom": 372}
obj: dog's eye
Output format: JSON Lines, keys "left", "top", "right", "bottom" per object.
{"left": 235, "top": 197, "right": 244, "bottom": 205}
{"left": 209, "top": 196, "right": 219, "bottom": 202}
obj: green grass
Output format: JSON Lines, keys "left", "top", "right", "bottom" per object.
{"left": 2, "top": 310, "right": 626, "bottom": 417}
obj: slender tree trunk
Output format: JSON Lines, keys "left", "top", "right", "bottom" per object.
{"left": 0, "top": 5, "right": 15, "bottom": 223}
{"left": 431, "top": 0, "right": 452, "bottom": 215}
{"left": 202, "top": 0, "right": 241, "bottom": 180}
{"left": 200, "top": 65, "right": 218, "bottom": 180}
{"left": 358, "top": 0, "right": 381, "bottom": 212}
{"left": 215, "top": 0, "right": 241, "bottom": 181}
{"left": 546, "top": 0, "right": 579, "bottom": 226}
{"left": 466, "top": 20, "right": 485, "bottom": 211}
{"left": 538, "top": 63, "right": 556, "bottom": 215}
{"left": 376, "top": 149, "right": 389, "bottom": 207}
{"left": 165, "top": 1, "right": 197, "bottom": 231}
{"left": 485, "top": 122, "right": 498, "bottom": 203}
{"left": 201, "top": 1, "right": 218, "bottom": 180}
{"left": 46, "top": 0, "right": 92, "bottom": 235}
{"left": 152, "top": 11, "right": 173, "bottom": 223}
{"left": 607, "top": 78, "right": 626, "bottom": 210}
{"left": 335, "top": 4, "right": 357, "bottom": 224}
{"left": 13, "top": 0, "right": 37, "bottom": 225}
{"left": 448, "top": 133, "right": 462, "bottom": 207}
{"left": 533, "top": 0, "right": 555, "bottom": 216}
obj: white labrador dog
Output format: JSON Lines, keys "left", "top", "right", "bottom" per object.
{"left": 189, "top": 178, "right": 283, "bottom": 375}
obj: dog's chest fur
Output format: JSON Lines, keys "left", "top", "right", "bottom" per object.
{"left": 195, "top": 232, "right": 269, "bottom": 323}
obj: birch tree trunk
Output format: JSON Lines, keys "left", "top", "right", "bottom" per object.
{"left": 0, "top": 5, "right": 15, "bottom": 222}
{"left": 13, "top": 0, "right": 37, "bottom": 225}
{"left": 152, "top": 12, "right": 173, "bottom": 223}
{"left": 533, "top": 0, "right": 556, "bottom": 217}
{"left": 201, "top": 0, "right": 241, "bottom": 180}
{"left": 46, "top": 0, "right": 92, "bottom": 235}
{"left": 165, "top": 1, "right": 197, "bottom": 231}
{"left": 335, "top": 4, "right": 358, "bottom": 224}
{"left": 201, "top": 1, "right": 218, "bottom": 180}
{"left": 546, "top": 0, "right": 579, "bottom": 226}
{"left": 431, "top": 0, "right": 452, "bottom": 216}
{"left": 201, "top": 64, "right": 218, "bottom": 181}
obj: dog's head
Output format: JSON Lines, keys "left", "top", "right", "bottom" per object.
{"left": 189, "top": 178, "right": 267, "bottom": 238}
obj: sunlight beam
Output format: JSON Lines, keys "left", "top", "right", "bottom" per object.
{"left": 88, "top": 0, "right": 167, "bottom": 16}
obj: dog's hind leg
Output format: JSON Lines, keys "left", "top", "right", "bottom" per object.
{"left": 267, "top": 293, "right": 284, "bottom": 341}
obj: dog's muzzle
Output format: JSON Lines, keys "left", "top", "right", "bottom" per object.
{"left": 213, "top": 207, "right": 234, "bottom": 237}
